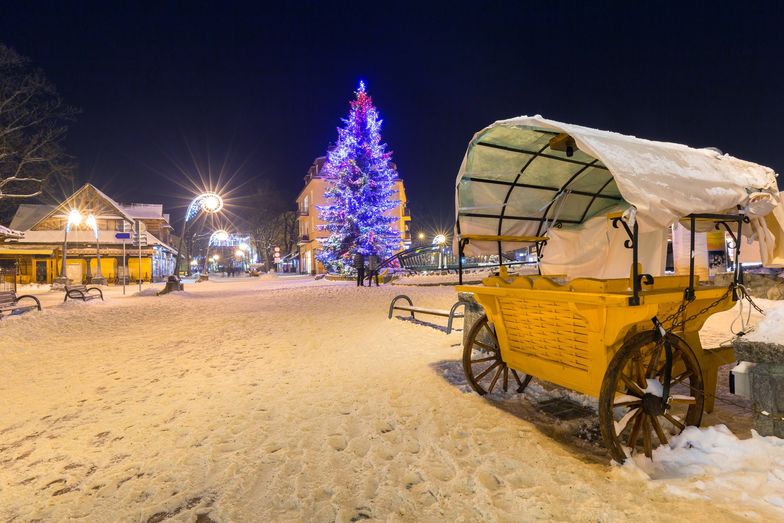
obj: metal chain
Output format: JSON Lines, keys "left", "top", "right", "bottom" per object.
{"left": 652, "top": 283, "right": 779, "bottom": 419}
{"left": 734, "top": 283, "right": 766, "bottom": 316}
{"left": 658, "top": 285, "right": 735, "bottom": 335}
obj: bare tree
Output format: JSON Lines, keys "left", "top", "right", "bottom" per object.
{"left": 0, "top": 44, "right": 77, "bottom": 221}
{"left": 246, "top": 183, "right": 297, "bottom": 270}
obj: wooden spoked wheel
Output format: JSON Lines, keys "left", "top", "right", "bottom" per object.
{"left": 599, "top": 331, "right": 704, "bottom": 463}
{"left": 462, "top": 315, "right": 532, "bottom": 396}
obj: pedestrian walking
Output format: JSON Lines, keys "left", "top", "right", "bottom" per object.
{"left": 354, "top": 252, "right": 365, "bottom": 286}
{"left": 367, "top": 254, "right": 380, "bottom": 286}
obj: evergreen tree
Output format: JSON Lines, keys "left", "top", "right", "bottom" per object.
{"left": 317, "top": 82, "right": 400, "bottom": 272}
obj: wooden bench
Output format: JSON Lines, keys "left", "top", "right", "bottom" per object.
{"left": 0, "top": 290, "right": 42, "bottom": 319}
{"left": 388, "top": 295, "right": 466, "bottom": 334}
{"left": 64, "top": 284, "right": 104, "bottom": 302}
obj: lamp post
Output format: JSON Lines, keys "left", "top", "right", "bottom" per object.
{"left": 54, "top": 209, "right": 83, "bottom": 287}
{"left": 85, "top": 214, "right": 106, "bottom": 285}
{"left": 433, "top": 234, "right": 447, "bottom": 269}
{"left": 203, "top": 229, "right": 229, "bottom": 277}
{"left": 174, "top": 192, "right": 224, "bottom": 279}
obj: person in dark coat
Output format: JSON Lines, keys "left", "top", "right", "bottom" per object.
{"left": 354, "top": 252, "right": 366, "bottom": 286}
{"left": 367, "top": 254, "right": 380, "bottom": 286}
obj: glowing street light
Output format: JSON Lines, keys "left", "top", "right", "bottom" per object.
{"left": 55, "top": 209, "right": 84, "bottom": 285}
{"left": 432, "top": 234, "right": 448, "bottom": 269}
{"left": 209, "top": 229, "right": 230, "bottom": 245}
{"left": 203, "top": 229, "right": 230, "bottom": 275}
{"left": 196, "top": 192, "right": 223, "bottom": 215}
{"left": 174, "top": 191, "right": 225, "bottom": 278}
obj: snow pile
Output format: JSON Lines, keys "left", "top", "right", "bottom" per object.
{"left": 133, "top": 288, "right": 160, "bottom": 297}
{"left": 620, "top": 425, "right": 784, "bottom": 517}
{"left": 17, "top": 282, "right": 51, "bottom": 290}
{"left": 745, "top": 302, "right": 784, "bottom": 344}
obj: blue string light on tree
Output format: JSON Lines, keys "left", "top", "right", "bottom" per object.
{"left": 317, "top": 81, "right": 400, "bottom": 272}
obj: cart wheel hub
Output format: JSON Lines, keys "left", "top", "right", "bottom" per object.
{"left": 641, "top": 393, "right": 666, "bottom": 416}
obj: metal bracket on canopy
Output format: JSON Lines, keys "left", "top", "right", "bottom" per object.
{"left": 610, "top": 215, "right": 642, "bottom": 305}
{"left": 684, "top": 213, "right": 748, "bottom": 301}
{"left": 611, "top": 215, "right": 635, "bottom": 249}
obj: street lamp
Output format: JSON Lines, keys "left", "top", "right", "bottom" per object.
{"left": 85, "top": 214, "right": 106, "bottom": 285}
{"left": 203, "top": 229, "right": 229, "bottom": 275}
{"left": 54, "top": 209, "right": 83, "bottom": 286}
{"left": 174, "top": 192, "right": 224, "bottom": 278}
{"left": 209, "top": 229, "right": 229, "bottom": 245}
{"left": 433, "top": 234, "right": 447, "bottom": 269}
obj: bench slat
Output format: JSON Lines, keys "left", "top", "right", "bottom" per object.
{"left": 393, "top": 305, "right": 464, "bottom": 318}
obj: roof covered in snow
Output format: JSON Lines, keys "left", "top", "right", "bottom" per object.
{"left": 118, "top": 203, "right": 170, "bottom": 222}
{"left": 455, "top": 115, "right": 779, "bottom": 252}
{"left": 9, "top": 204, "right": 54, "bottom": 231}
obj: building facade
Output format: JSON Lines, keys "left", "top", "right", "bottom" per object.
{"left": 0, "top": 184, "right": 177, "bottom": 284}
{"left": 295, "top": 156, "right": 411, "bottom": 274}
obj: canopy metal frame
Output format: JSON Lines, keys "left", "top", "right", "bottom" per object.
{"left": 457, "top": 133, "right": 623, "bottom": 270}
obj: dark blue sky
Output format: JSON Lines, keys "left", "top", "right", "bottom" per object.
{"left": 2, "top": 1, "right": 783, "bottom": 229}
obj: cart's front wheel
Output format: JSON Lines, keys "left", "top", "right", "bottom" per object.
{"left": 462, "top": 314, "right": 531, "bottom": 395}
{"left": 599, "top": 331, "right": 704, "bottom": 463}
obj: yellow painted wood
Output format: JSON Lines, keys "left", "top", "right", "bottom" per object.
{"left": 457, "top": 277, "right": 735, "bottom": 399}
{"left": 128, "top": 257, "right": 153, "bottom": 282}
{"left": 0, "top": 248, "right": 54, "bottom": 255}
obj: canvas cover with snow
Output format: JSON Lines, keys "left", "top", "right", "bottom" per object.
{"left": 454, "top": 115, "right": 784, "bottom": 279}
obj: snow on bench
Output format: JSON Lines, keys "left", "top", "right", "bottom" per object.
{"left": 64, "top": 284, "right": 104, "bottom": 302}
{"left": 0, "top": 290, "right": 41, "bottom": 319}
{"left": 387, "top": 294, "right": 465, "bottom": 334}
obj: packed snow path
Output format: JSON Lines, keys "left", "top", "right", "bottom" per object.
{"left": 0, "top": 277, "right": 779, "bottom": 521}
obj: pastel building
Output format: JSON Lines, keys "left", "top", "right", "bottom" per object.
{"left": 0, "top": 183, "right": 177, "bottom": 284}
{"left": 296, "top": 156, "right": 411, "bottom": 274}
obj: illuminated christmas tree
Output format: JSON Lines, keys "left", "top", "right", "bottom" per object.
{"left": 317, "top": 81, "right": 400, "bottom": 272}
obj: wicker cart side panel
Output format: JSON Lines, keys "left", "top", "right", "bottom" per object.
{"left": 497, "top": 297, "right": 597, "bottom": 370}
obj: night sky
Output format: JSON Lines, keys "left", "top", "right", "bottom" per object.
{"left": 2, "top": 1, "right": 783, "bottom": 230}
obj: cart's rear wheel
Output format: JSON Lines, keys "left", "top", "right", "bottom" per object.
{"left": 462, "top": 315, "right": 531, "bottom": 395}
{"left": 599, "top": 331, "right": 704, "bottom": 463}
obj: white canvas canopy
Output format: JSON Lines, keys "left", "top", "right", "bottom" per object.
{"left": 455, "top": 115, "right": 783, "bottom": 278}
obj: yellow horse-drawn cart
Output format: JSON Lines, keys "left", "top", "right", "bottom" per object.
{"left": 454, "top": 116, "right": 782, "bottom": 462}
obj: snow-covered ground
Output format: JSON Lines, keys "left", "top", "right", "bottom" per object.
{"left": 0, "top": 275, "right": 781, "bottom": 521}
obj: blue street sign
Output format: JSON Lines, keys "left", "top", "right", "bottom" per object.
{"left": 115, "top": 232, "right": 131, "bottom": 239}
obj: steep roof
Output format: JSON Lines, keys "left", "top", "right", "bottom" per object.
{"left": 30, "top": 183, "right": 136, "bottom": 229}
{"left": 9, "top": 204, "right": 54, "bottom": 230}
